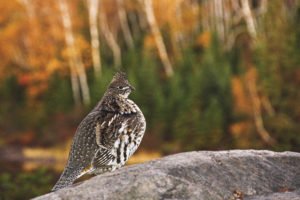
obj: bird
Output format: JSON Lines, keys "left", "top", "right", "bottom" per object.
{"left": 52, "top": 71, "right": 146, "bottom": 191}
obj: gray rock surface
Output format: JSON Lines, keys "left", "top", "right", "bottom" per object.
{"left": 34, "top": 150, "right": 300, "bottom": 200}
{"left": 245, "top": 189, "right": 300, "bottom": 200}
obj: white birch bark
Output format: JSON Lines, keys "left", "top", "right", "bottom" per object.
{"left": 201, "top": 0, "right": 210, "bottom": 32}
{"left": 87, "top": 0, "right": 102, "bottom": 78}
{"left": 59, "top": 0, "right": 91, "bottom": 106}
{"left": 241, "top": 0, "right": 257, "bottom": 38}
{"left": 99, "top": 10, "right": 122, "bottom": 69}
{"left": 142, "top": 0, "right": 174, "bottom": 77}
{"left": 257, "top": 0, "right": 268, "bottom": 15}
{"left": 116, "top": 0, "right": 134, "bottom": 49}
{"left": 214, "top": 0, "right": 225, "bottom": 41}
{"left": 69, "top": 64, "right": 81, "bottom": 106}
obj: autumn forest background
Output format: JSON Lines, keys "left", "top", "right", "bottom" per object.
{"left": 0, "top": 0, "right": 300, "bottom": 199}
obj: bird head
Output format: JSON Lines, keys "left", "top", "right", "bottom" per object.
{"left": 108, "top": 71, "right": 135, "bottom": 98}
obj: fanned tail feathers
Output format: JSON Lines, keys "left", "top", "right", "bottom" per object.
{"left": 51, "top": 166, "right": 83, "bottom": 191}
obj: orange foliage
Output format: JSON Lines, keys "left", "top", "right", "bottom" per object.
{"left": 101, "top": 0, "right": 121, "bottom": 33}
{"left": 144, "top": 34, "right": 157, "bottom": 50}
{"left": 0, "top": 0, "right": 201, "bottom": 93}
{"left": 140, "top": 0, "right": 200, "bottom": 53}
{"left": 231, "top": 76, "right": 252, "bottom": 114}
{"left": 0, "top": 1, "right": 26, "bottom": 73}
{"left": 18, "top": 74, "right": 31, "bottom": 86}
{"left": 19, "top": 131, "right": 35, "bottom": 145}
{"left": 230, "top": 122, "right": 250, "bottom": 136}
{"left": 0, "top": 0, "right": 93, "bottom": 101}
{"left": 196, "top": 31, "right": 211, "bottom": 48}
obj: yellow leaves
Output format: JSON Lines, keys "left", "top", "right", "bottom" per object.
{"left": 18, "top": 74, "right": 31, "bottom": 86}
{"left": 18, "top": 71, "right": 50, "bottom": 100}
{"left": 180, "top": 1, "right": 199, "bottom": 33}
{"left": 196, "top": 31, "right": 211, "bottom": 48}
{"left": 76, "top": 36, "right": 92, "bottom": 68}
{"left": 144, "top": 34, "right": 156, "bottom": 50}
{"left": 0, "top": 2, "right": 26, "bottom": 68}
{"left": 142, "top": 0, "right": 200, "bottom": 52}
{"left": 124, "top": 0, "right": 139, "bottom": 11}
{"left": 151, "top": 0, "right": 199, "bottom": 30}
{"left": 230, "top": 122, "right": 250, "bottom": 137}
{"left": 101, "top": 0, "right": 120, "bottom": 30}
{"left": 231, "top": 76, "right": 252, "bottom": 114}
{"left": 61, "top": 35, "right": 92, "bottom": 70}
{"left": 27, "top": 82, "right": 48, "bottom": 99}
{"left": 46, "top": 59, "right": 62, "bottom": 74}
{"left": 0, "top": 0, "right": 24, "bottom": 24}
{"left": 152, "top": 0, "right": 175, "bottom": 25}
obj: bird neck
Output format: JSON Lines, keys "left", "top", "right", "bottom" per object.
{"left": 93, "top": 92, "right": 129, "bottom": 112}
{"left": 105, "top": 89, "right": 130, "bottom": 100}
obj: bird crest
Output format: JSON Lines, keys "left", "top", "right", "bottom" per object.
{"left": 108, "top": 71, "right": 135, "bottom": 96}
{"left": 111, "top": 71, "right": 128, "bottom": 82}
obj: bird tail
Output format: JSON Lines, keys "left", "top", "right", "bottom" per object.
{"left": 51, "top": 166, "right": 82, "bottom": 192}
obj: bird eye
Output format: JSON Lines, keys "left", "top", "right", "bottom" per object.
{"left": 117, "top": 86, "right": 130, "bottom": 90}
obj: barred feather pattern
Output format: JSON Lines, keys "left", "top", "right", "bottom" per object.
{"left": 91, "top": 98, "right": 146, "bottom": 174}
{"left": 52, "top": 72, "right": 146, "bottom": 191}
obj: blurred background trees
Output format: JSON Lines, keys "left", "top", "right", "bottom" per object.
{"left": 0, "top": 0, "right": 300, "bottom": 198}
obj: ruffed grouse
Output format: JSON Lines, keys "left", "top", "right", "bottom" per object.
{"left": 52, "top": 72, "right": 146, "bottom": 191}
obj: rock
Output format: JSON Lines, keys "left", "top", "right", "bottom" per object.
{"left": 245, "top": 189, "right": 300, "bottom": 200}
{"left": 33, "top": 150, "right": 300, "bottom": 200}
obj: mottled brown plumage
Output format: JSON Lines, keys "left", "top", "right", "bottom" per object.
{"left": 52, "top": 72, "right": 146, "bottom": 191}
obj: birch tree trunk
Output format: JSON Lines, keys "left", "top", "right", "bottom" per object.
{"left": 214, "top": 0, "right": 225, "bottom": 41}
{"left": 241, "top": 0, "right": 257, "bottom": 38}
{"left": 87, "top": 0, "right": 102, "bottom": 78}
{"left": 69, "top": 65, "right": 81, "bottom": 106}
{"left": 59, "top": 0, "right": 91, "bottom": 106}
{"left": 259, "top": 0, "right": 268, "bottom": 14}
{"left": 99, "top": 10, "right": 122, "bottom": 69}
{"left": 209, "top": 0, "right": 216, "bottom": 34}
{"left": 142, "top": 0, "right": 174, "bottom": 77}
{"left": 116, "top": 0, "right": 134, "bottom": 49}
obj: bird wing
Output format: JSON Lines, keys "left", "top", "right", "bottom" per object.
{"left": 92, "top": 108, "right": 142, "bottom": 168}
{"left": 95, "top": 99, "right": 138, "bottom": 149}
{"left": 92, "top": 146, "right": 115, "bottom": 167}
